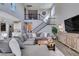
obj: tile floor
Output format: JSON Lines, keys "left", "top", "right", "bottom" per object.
{"left": 22, "top": 44, "right": 64, "bottom": 56}
{"left": 49, "top": 47, "right": 64, "bottom": 56}
{"left": 55, "top": 40, "right": 79, "bottom": 56}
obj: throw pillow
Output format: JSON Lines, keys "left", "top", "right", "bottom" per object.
{"left": 9, "top": 38, "right": 21, "bottom": 56}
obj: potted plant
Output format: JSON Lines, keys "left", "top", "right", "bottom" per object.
{"left": 52, "top": 27, "right": 58, "bottom": 39}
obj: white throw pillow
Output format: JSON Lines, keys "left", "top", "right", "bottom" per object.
{"left": 40, "top": 33, "right": 47, "bottom": 37}
{"left": 1, "top": 32, "right": 8, "bottom": 39}
{"left": 32, "top": 33, "right": 36, "bottom": 37}
{"left": 9, "top": 38, "right": 21, "bottom": 56}
{"left": 44, "top": 33, "right": 47, "bottom": 37}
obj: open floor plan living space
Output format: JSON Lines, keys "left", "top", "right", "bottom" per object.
{"left": 0, "top": 3, "right": 79, "bottom": 56}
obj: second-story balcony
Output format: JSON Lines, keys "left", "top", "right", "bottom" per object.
{"left": 24, "top": 14, "right": 45, "bottom": 20}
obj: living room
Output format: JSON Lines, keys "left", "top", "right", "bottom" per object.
{"left": 1, "top": 2, "right": 79, "bottom": 56}
{"left": 0, "top": 3, "right": 60, "bottom": 56}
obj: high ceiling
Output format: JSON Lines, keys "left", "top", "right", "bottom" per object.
{"left": 24, "top": 3, "right": 53, "bottom": 9}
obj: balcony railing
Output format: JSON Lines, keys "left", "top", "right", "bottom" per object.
{"left": 24, "top": 14, "right": 44, "bottom": 20}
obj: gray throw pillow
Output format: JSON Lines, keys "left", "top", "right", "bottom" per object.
{"left": 36, "top": 33, "right": 41, "bottom": 37}
{"left": 13, "top": 36, "right": 24, "bottom": 42}
{"left": 14, "top": 38, "right": 25, "bottom": 49}
{"left": 40, "top": 33, "right": 45, "bottom": 37}
{"left": 47, "top": 33, "right": 50, "bottom": 37}
{"left": 22, "top": 33, "right": 27, "bottom": 41}
{"left": 12, "top": 37, "right": 24, "bottom": 49}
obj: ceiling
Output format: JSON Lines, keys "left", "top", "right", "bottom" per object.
{"left": 0, "top": 10, "right": 20, "bottom": 22}
{"left": 24, "top": 3, "right": 53, "bottom": 9}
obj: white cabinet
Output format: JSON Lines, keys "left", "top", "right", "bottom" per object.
{"left": 77, "top": 39, "right": 79, "bottom": 52}
{"left": 66, "top": 34, "right": 77, "bottom": 49}
{"left": 57, "top": 32, "right": 66, "bottom": 44}
{"left": 62, "top": 34, "right": 67, "bottom": 44}
{"left": 71, "top": 35, "right": 77, "bottom": 50}
{"left": 66, "top": 35, "right": 72, "bottom": 47}
{"left": 58, "top": 32, "right": 79, "bottom": 52}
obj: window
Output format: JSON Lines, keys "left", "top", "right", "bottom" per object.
{"left": 28, "top": 10, "right": 38, "bottom": 19}
{"left": 10, "top": 3, "right": 16, "bottom": 12}
{"left": 1, "top": 23, "right": 6, "bottom": 31}
{"left": 51, "top": 5, "right": 55, "bottom": 17}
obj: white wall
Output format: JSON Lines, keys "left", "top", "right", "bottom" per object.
{"left": 24, "top": 20, "right": 42, "bottom": 30}
{"left": 0, "top": 16, "right": 22, "bottom": 35}
{"left": 25, "top": 8, "right": 50, "bottom": 20}
{"left": 24, "top": 4, "right": 53, "bottom": 33}
{"left": 14, "top": 22, "right": 22, "bottom": 32}
{"left": 50, "top": 5, "right": 55, "bottom": 17}
{"left": 25, "top": 8, "right": 51, "bottom": 32}
{"left": 0, "top": 3, "right": 24, "bottom": 34}
{"left": 0, "top": 16, "right": 13, "bottom": 33}
{"left": 38, "top": 9, "right": 50, "bottom": 18}
{"left": 0, "top": 19, "right": 11, "bottom": 37}
{"left": 38, "top": 25, "right": 52, "bottom": 34}
{"left": 0, "top": 3, "right": 24, "bottom": 20}
{"left": 56, "top": 3, "right": 79, "bottom": 32}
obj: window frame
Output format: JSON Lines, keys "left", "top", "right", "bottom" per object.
{"left": 1, "top": 23, "right": 6, "bottom": 31}
{"left": 10, "top": 3, "right": 16, "bottom": 12}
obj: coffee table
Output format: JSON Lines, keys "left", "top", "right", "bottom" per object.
{"left": 35, "top": 38, "right": 55, "bottom": 51}
{"left": 35, "top": 38, "right": 48, "bottom": 45}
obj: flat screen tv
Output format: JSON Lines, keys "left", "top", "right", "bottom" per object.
{"left": 64, "top": 15, "right": 79, "bottom": 33}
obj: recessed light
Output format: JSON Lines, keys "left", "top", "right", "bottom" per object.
{"left": 27, "top": 5, "right": 32, "bottom": 7}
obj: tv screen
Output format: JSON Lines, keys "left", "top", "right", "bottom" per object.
{"left": 64, "top": 15, "right": 79, "bottom": 33}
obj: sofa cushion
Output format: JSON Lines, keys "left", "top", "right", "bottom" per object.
{"left": 26, "top": 33, "right": 32, "bottom": 38}
{"left": 12, "top": 37, "right": 25, "bottom": 49}
{"left": 16, "top": 38, "right": 25, "bottom": 49}
{"left": 23, "top": 40, "right": 34, "bottom": 45}
{"left": 0, "top": 42, "right": 11, "bottom": 53}
{"left": 32, "top": 33, "right": 36, "bottom": 38}
{"left": 12, "top": 32, "right": 25, "bottom": 42}
{"left": 23, "top": 38, "right": 35, "bottom": 45}
{"left": 0, "top": 53, "right": 14, "bottom": 56}
{"left": 21, "top": 45, "right": 50, "bottom": 56}
{"left": 36, "top": 33, "right": 41, "bottom": 37}
{"left": 22, "top": 33, "right": 27, "bottom": 41}
{"left": 0, "top": 38, "right": 11, "bottom": 53}
{"left": 13, "top": 36, "right": 24, "bottom": 42}
{"left": 9, "top": 38, "right": 21, "bottom": 56}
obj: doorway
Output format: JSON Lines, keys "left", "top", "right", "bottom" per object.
{"left": 24, "top": 22, "right": 32, "bottom": 32}
{"left": 28, "top": 10, "right": 38, "bottom": 19}
{"left": 1, "top": 23, "right": 6, "bottom": 31}
{"left": 9, "top": 25, "right": 13, "bottom": 38}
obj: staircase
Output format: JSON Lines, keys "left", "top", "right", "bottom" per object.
{"left": 32, "top": 22, "right": 47, "bottom": 32}
{"left": 32, "top": 14, "right": 50, "bottom": 33}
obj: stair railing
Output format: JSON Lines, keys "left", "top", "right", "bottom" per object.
{"left": 32, "top": 14, "right": 50, "bottom": 32}
{"left": 24, "top": 14, "right": 45, "bottom": 21}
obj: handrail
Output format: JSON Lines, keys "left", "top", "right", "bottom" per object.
{"left": 24, "top": 14, "right": 45, "bottom": 20}
{"left": 39, "top": 14, "right": 45, "bottom": 20}
{"left": 32, "top": 14, "right": 50, "bottom": 32}
{"left": 32, "top": 22, "right": 44, "bottom": 31}
{"left": 35, "top": 23, "right": 47, "bottom": 32}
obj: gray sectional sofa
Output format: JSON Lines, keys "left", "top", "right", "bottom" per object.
{"left": 0, "top": 32, "right": 53, "bottom": 56}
